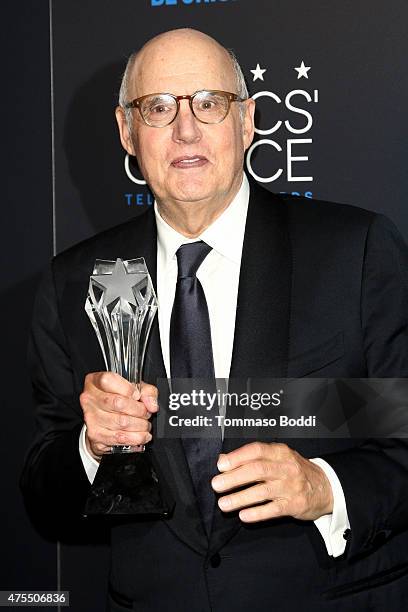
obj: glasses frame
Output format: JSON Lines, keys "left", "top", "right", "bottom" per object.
{"left": 123, "top": 90, "right": 246, "bottom": 127}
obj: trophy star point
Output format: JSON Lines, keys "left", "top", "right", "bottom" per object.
{"left": 91, "top": 258, "right": 138, "bottom": 307}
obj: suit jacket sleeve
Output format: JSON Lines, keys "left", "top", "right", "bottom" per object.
{"left": 321, "top": 213, "right": 408, "bottom": 560}
{"left": 20, "top": 263, "right": 91, "bottom": 536}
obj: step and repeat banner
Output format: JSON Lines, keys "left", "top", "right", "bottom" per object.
{"left": 48, "top": 1, "right": 407, "bottom": 609}
{"left": 53, "top": 0, "right": 408, "bottom": 256}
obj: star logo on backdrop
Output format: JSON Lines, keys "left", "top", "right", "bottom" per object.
{"left": 250, "top": 63, "right": 267, "bottom": 82}
{"left": 294, "top": 61, "right": 311, "bottom": 79}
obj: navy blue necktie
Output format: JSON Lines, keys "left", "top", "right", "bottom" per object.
{"left": 170, "top": 241, "right": 221, "bottom": 535}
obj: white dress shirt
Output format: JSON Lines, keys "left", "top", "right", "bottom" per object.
{"left": 79, "top": 173, "right": 350, "bottom": 557}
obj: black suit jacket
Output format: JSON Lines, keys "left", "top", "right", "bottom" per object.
{"left": 21, "top": 181, "right": 408, "bottom": 611}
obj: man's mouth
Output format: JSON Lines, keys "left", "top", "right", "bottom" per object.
{"left": 171, "top": 155, "right": 208, "bottom": 169}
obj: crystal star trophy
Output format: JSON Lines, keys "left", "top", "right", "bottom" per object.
{"left": 83, "top": 258, "right": 169, "bottom": 515}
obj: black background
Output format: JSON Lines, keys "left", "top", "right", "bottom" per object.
{"left": 2, "top": 0, "right": 55, "bottom": 598}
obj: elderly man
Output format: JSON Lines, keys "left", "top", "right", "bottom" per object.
{"left": 22, "top": 29, "right": 408, "bottom": 611}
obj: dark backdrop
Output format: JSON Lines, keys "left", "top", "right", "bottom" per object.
{"left": 3, "top": 1, "right": 408, "bottom": 611}
{"left": 2, "top": 0, "right": 56, "bottom": 601}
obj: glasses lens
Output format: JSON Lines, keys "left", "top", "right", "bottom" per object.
{"left": 139, "top": 94, "right": 177, "bottom": 127}
{"left": 192, "top": 91, "right": 230, "bottom": 123}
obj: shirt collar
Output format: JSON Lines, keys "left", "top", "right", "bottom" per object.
{"left": 155, "top": 173, "right": 250, "bottom": 266}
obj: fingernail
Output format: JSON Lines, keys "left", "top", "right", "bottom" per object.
{"left": 217, "top": 456, "right": 229, "bottom": 471}
{"left": 218, "top": 497, "right": 231, "bottom": 509}
{"left": 211, "top": 476, "right": 223, "bottom": 491}
{"left": 147, "top": 396, "right": 159, "bottom": 410}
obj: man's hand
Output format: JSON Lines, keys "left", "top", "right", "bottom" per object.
{"left": 80, "top": 372, "right": 159, "bottom": 462}
{"left": 211, "top": 442, "right": 334, "bottom": 522}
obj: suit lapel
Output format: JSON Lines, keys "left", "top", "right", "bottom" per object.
{"left": 229, "top": 181, "right": 292, "bottom": 381}
{"left": 209, "top": 182, "right": 292, "bottom": 555}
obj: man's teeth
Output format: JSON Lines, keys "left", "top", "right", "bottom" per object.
{"left": 180, "top": 158, "right": 201, "bottom": 163}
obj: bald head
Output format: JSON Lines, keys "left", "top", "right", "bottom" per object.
{"left": 118, "top": 28, "right": 248, "bottom": 111}
{"left": 114, "top": 27, "right": 255, "bottom": 233}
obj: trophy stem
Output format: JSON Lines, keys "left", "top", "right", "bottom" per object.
{"left": 84, "top": 257, "right": 172, "bottom": 516}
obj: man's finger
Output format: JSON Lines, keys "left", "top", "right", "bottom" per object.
{"left": 212, "top": 460, "right": 282, "bottom": 493}
{"left": 139, "top": 382, "right": 159, "bottom": 413}
{"left": 217, "top": 442, "right": 289, "bottom": 472}
{"left": 87, "top": 410, "right": 152, "bottom": 433}
{"left": 90, "top": 425, "right": 153, "bottom": 448}
{"left": 86, "top": 371, "right": 136, "bottom": 397}
{"left": 81, "top": 388, "right": 150, "bottom": 418}
{"left": 217, "top": 482, "right": 277, "bottom": 512}
{"left": 239, "top": 500, "right": 286, "bottom": 523}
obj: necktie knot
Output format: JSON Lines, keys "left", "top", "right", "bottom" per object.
{"left": 176, "top": 241, "right": 212, "bottom": 279}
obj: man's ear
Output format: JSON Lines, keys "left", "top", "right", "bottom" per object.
{"left": 115, "top": 106, "right": 136, "bottom": 156}
{"left": 242, "top": 97, "right": 256, "bottom": 151}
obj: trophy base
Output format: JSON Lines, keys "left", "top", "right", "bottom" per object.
{"left": 83, "top": 451, "right": 171, "bottom": 516}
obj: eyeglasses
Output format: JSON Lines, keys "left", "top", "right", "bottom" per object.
{"left": 124, "top": 90, "right": 246, "bottom": 128}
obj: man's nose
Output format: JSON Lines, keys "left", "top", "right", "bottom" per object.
{"left": 172, "top": 100, "right": 202, "bottom": 144}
